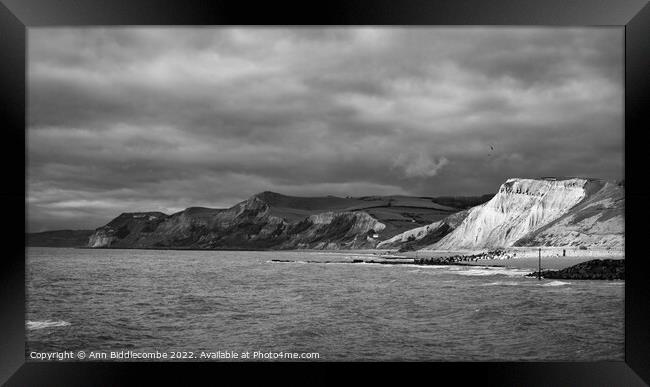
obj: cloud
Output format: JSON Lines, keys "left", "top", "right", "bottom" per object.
{"left": 27, "top": 27, "right": 623, "bottom": 231}
{"left": 393, "top": 153, "right": 449, "bottom": 178}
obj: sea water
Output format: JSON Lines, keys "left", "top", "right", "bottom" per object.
{"left": 26, "top": 247, "right": 624, "bottom": 361}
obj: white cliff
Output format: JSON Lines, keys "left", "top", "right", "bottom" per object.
{"left": 431, "top": 178, "right": 590, "bottom": 250}
{"left": 514, "top": 181, "right": 624, "bottom": 249}
{"left": 87, "top": 230, "right": 117, "bottom": 248}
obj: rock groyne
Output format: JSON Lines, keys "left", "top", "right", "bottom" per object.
{"left": 526, "top": 259, "right": 624, "bottom": 280}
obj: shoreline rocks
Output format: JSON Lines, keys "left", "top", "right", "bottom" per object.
{"left": 526, "top": 259, "right": 624, "bottom": 280}
{"left": 413, "top": 249, "right": 515, "bottom": 264}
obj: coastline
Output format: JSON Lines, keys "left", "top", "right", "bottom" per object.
{"left": 407, "top": 247, "right": 624, "bottom": 259}
{"left": 28, "top": 245, "right": 624, "bottom": 272}
{"left": 394, "top": 247, "right": 625, "bottom": 271}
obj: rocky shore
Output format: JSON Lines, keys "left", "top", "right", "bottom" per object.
{"left": 526, "top": 259, "right": 624, "bottom": 280}
{"left": 413, "top": 249, "right": 515, "bottom": 264}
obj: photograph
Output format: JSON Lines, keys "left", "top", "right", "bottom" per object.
{"left": 25, "top": 26, "right": 625, "bottom": 362}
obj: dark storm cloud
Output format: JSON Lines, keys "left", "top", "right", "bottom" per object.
{"left": 27, "top": 27, "right": 623, "bottom": 231}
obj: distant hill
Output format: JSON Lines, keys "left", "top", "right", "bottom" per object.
{"left": 81, "top": 192, "right": 492, "bottom": 250}
{"left": 26, "top": 230, "right": 94, "bottom": 247}
{"left": 422, "top": 194, "right": 495, "bottom": 210}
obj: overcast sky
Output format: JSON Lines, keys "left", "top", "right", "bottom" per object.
{"left": 27, "top": 27, "right": 623, "bottom": 232}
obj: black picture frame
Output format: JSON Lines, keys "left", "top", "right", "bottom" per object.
{"left": 1, "top": 0, "right": 648, "bottom": 385}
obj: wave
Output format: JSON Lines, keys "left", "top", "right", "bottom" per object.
{"left": 483, "top": 281, "right": 521, "bottom": 286}
{"left": 542, "top": 281, "right": 571, "bottom": 287}
{"left": 340, "top": 262, "right": 449, "bottom": 270}
{"left": 27, "top": 320, "right": 71, "bottom": 330}
{"left": 323, "top": 262, "right": 362, "bottom": 266}
{"left": 404, "top": 264, "right": 450, "bottom": 269}
{"left": 368, "top": 254, "right": 404, "bottom": 259}
{"left": 452, "top": 267, "right": 530, "bottom": 277}
{"left": 267, "top": 260, "right": 308, "bottom": 264}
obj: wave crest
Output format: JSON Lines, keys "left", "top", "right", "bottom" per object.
{"left": 542, "top": 281, "right": 571, "bottom": 287}
{"left": 27, "top": 320, "right": 71, "bottom": 330}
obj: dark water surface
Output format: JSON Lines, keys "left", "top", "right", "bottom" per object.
{"left": 26, "top": 247, "right": 624, "bottom": 361}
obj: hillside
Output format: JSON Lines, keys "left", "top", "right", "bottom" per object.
{"left": 84, "top": 192, "right": 492, "bottom": 250}
{"left": 377, "top": 209, "right": 470, "bottom": 251}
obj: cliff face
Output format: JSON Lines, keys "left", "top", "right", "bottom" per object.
{"left": 514, "top": 181, "right": 624, "bottom": 249}
{"left": 87, "top": 194, "right": 388, "bottom": 249}
{"left": 429, "top": 178, "right": 623, "bottom": 250}
{"left": 284, "top": 211, "right": 386, "bottom": 249}
{"left": 432, "top": 178, "right": 589, "bottom": 249}
{"left": 380, "top": 177, "right": 624, "bottom": 252}
{"left": 88, "top": 212, "right": 169, "bottom": 248}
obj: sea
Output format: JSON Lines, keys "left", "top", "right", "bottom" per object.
{"left": 26, "top": 247, "right": 624, "bottom": 361}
